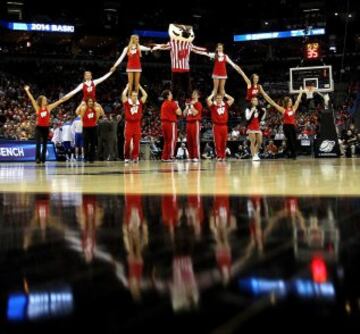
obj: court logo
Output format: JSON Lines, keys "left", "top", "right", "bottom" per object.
{"left": 319, "top": 140, "right": 335, "bottom": 153}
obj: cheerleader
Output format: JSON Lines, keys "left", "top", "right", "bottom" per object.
{"left": 24, "top": 85, "right": 73, "bottom": 164}
{"left": 233, "top": 65, "right": 262, "bottom": 102}
{"left": 245, "top": 97, "right": 266, "bottom": 161}
{"left": 111, "top": 35, "right": 151, "bottom": 94}
{"left": 63, "top": 69, "right": 115, "bottom": 110}
{"left": 184, "top": 90, "right": 203, "bottom": 162}
{"left": 206, "top": 91, "right": 235, "bottom": 161}
{"left": 160, "top": 90, "right": 182, "bottom": 161}
{"left": 207, "top": 43, "right": 237, "bottom": 96}
{"left": 76, "top": 97, "right": 104, "bottom": 162}
{"left": 260, "top": 86, "right": 305, "bottom": 159}
{"left": 121, "top": 84, "right": 148, "bottom": 163}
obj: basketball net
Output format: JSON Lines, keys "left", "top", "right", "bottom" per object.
{"left": 305, "top": 86, "right": 315, "bottom": 99}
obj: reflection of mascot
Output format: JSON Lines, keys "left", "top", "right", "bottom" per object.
{"left": 153, "top": 24, "right": 208, "bottom": 100}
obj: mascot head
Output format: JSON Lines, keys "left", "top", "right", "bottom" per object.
{"left": 168, "top": 24, "right": 195, "bottom": 42}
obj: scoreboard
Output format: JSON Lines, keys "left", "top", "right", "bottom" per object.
{"left": 305, "top": 42, "right": 321, "bottom": 60}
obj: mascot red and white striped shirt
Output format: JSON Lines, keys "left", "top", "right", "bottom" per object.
{"left": 155, "top": 41, "right": 207, "bottom": 73}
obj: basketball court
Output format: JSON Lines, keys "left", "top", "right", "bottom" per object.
{"left": 0, "top": 158, "right": 358, "bottom": 195}
{"left": 1, "top": 0, "right": 360, "bottom": 332}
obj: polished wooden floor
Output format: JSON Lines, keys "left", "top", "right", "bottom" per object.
{"left": 1, "top": 158, "right": 360, "bottom": 196}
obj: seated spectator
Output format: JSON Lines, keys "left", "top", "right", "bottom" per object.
{"left": 225, "top": 147, "right": 232, "bottom": 158}
{"left": 150, "top": 137, "right": 161, "bottom": 160}
{"left": 265, "top": 140, "right": 278, "bottom": 159}
{"left": 277, "top": 140, "right": 287, "bottom": 158}
{"left": 202, "top": 142, "right": 214, "bottom": 159}
{"left": 235, "top": 143, "right": 251, "bottom": 159}
{"left": 298, "top": 132, "right": 309, "bottom": 139}
{"left": 230, "top": 126, "right": 240, "bottom": 140}
{"left": 341, "top": 129, "right": 357, "bottom": 157}
{"left": 355, "top": 133, "right": 360, "bottom": 156}
{"left": 51, "top": 123, "right": 62, "bottom": 145}
{"left": 274, "top": 127, "right": 285, "bottom": 140}
{"left": 176, "top": 143, "right": 189, "bottom": 160}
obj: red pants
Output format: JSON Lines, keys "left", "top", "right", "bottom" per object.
{"left": 213, "top": 124, "right": 228, "bottom": 159}
{"left": 186, "top": 121, "right": 200, "bottom": 159}
{"left": 161, "top": 121, "right": 177, "bottom": 160}
{"left": 124, "top": 121, "right": 141, "bottom": 160}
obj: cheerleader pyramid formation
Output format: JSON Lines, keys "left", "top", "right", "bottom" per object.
{"left": 23, "top": 33, "right": 308, "bottom": 164}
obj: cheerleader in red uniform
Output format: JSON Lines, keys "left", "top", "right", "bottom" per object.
{"left": 123, "top": 194, "right": 148, "bottom": 301}
{"left": 63, "top": 69, "right": 115, "bottom": 109}
{"left": 160, "top": 90, "right": 182, "bottom": 161}
{"left": 260, "top": 86, "right": 305, "bottom": 159}
{"left": 210, "top": 195, "right": 237, "bottom": 285}
{"left": 184, "top": 90, "right": 203, "bottom": 162}
{"left": 24, "top": 85, "right": 73, "bottom": 163}
{"left": 233, "top": 64, "right": 262, "bottom": 102}
{"left": 245, "top": 97, "right": 266, "bottom": 161}
{"left": 121, "top": 84, "right": 148, "bottom": 163}
{"left": 76, "top": 98, "right": 104, "bottom": 162}
{"left": 206, "top": 91, "right": 235, "bottom": 161}
{"left": 207, "top": 43, "right": 237, "bottom": 96}
{"left": 247, "top": 196, "right": 264, "bottom": 254}
{"left": 76, "top": 195, "right": 104, "bottom": 263}
{"left": 111, "top": 34, "right": 151, "bottom": 94}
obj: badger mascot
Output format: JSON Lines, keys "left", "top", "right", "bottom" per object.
{"left": 153, "top": 24, "right": 208, "bottom": 101}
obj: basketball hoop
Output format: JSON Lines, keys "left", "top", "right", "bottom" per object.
{"left": 305, "top": 86, "right": 315, "bottom": 99}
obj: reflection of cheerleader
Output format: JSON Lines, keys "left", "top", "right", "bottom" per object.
{"left": 245, "top": 97, "right": 266, "bottom": 161}
{"left": 111, "top": 35, "right": 151, "bottom": 94}
{"left": 123, "top": 194, "right": 148, "bottom": 301}
{"left": 171, "top": 256, "right": 199, "bottom": 311}
{"left": 247, "top": 197, "right": 264, "bottom": 254}
{"left": 170, "top": 217, "right": 198, "bottom": 311}
{"left": 185, "top": 195, "right": 204, "bottom": 240}
{"left": 23, "top": 194, "right": 51, "bottom": 249}
{"left": 81, "top": 196, "right": 97, "bottom": 263}
{"left": 207, "top": 43, "right": 237, "bottom": 96}
{"left": 76, "top": 195, "right": 103, "bottom": 263}
{"left": 161, "top": 194, "right": 181, "bottom": 240}
{"left": 210, "top": 195, "right": 237, "bottom": 285}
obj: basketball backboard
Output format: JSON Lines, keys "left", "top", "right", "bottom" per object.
{"left": 289, "top": 65, "right": 334, "bottom": 93}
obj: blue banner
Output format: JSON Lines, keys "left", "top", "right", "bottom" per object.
{"left": 0, "top": 20, "right": 74, "bottom": 33}
{"left": 132, "top": 30, "right": 168, "bottom": 39}
{"left": 0, "top": 140, "right": 57, "bottom": 162}
{"left": 234, "top": 28, "right": 325, "bottom": 42}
